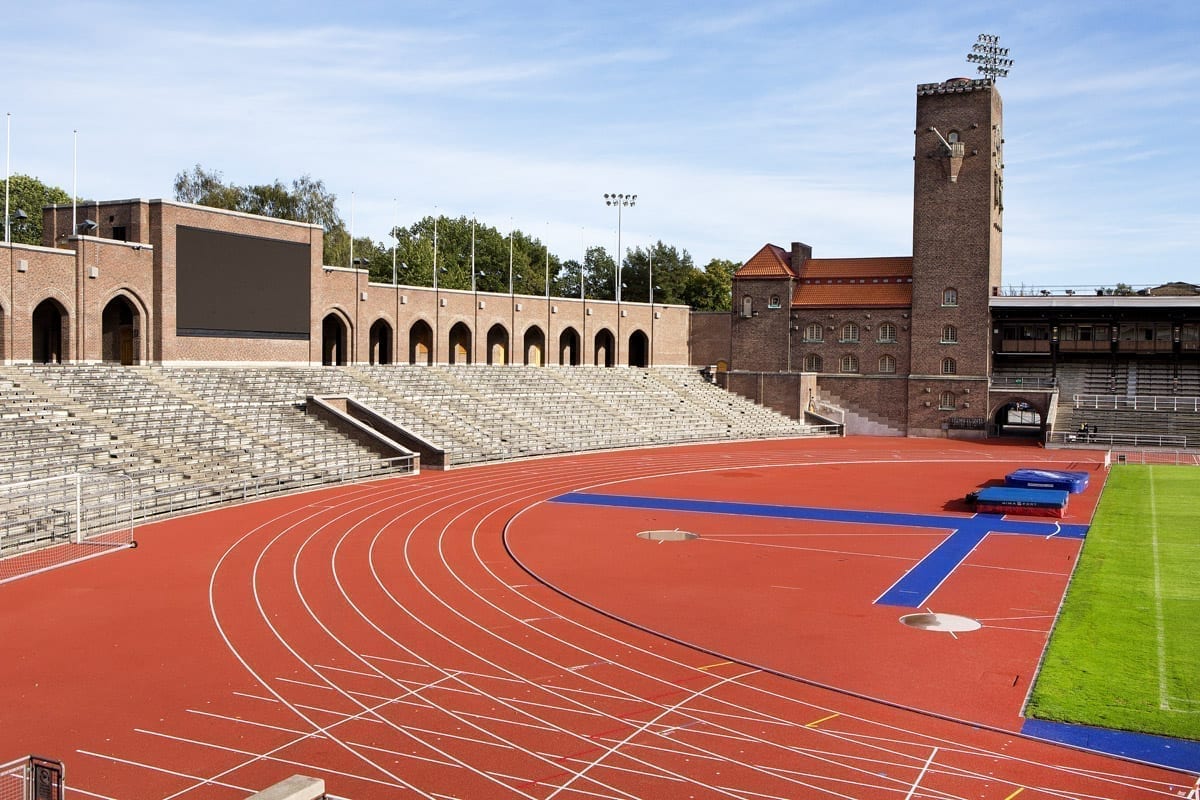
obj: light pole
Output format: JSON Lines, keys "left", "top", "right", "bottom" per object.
{"left": 603, "top": 193, "right": 635, "bottom": 303}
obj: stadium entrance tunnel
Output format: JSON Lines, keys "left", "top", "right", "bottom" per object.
{"left": 994, "top": 399, "right": 1043, "bottom": 437}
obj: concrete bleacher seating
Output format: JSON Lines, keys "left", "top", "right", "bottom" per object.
{"left": 1, "top": 364, "right": 827, "bottom": 543}
{"left": 1051, "top": 359, "right": 1200, "bottom": 448}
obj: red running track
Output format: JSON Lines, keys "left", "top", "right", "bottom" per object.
{"left": 0, "top": 437, "right": 1191, "bottom": 799}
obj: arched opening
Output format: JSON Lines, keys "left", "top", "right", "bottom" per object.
{"left": 558, "top": 327, "right": 580, "bottom": 366}
{"left": 994, "top": 400, "right": 1043, "bottom": 437}
{"left": 594, "top": 328, "right": 614, "bottom": 367}
{"left": 627, "top": 330, "right": 648, "bottom": 367}
{"left": 32, "top": 298, "right": 68, "bottom": 364}
{"left": 321, "top": 312, "right": 349, "bottom": 366}
{"left": 448, "top": 322, "right": 472, "bottom": 365}
{"left": 369, "top": 319, "right": 393, "bottom": 365}
{"left": 409, "top": 320, "right": 433, "bottom": 365}
{"left": 487, "top": 324, "right": 509, "bottom": 365}
{"left": 523, "top": 326, "right": 545, "bottom": 366}
{"left": 101, "top": 295, "right": 139, "bottom": 365}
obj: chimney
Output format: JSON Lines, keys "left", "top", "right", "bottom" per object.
{"left": 790, "top": 242, "right": 812, "bottom": 274}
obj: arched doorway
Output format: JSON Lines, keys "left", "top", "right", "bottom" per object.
{"left": 523, "top": 326, "right": 545, "bottom": 366}
{"left": 487, "top": 324, "right": 509, "bottom": 365}
{"left": 321, "top": 312, "right": 349, "bottom": 366}
{"left": 448, "top": 322, "right": 472, "bottom": 364}
{"left": 594, "top": 328, "right": 614, "bottom": 367}
{"left": 32, "top": 298, "right": 68, "bottom": 364}
{"left": 102, "top": 295, "right": 139, "bottom": 365}
{"left": 628, "top": 330, "right": 648, "bottom": 367}
{"left": 409, "top": 320, "right": 433, "bottom": 365}
{"left": 994, "top": 400, "right": 1043, "bottom": 437}
{"left": 369, "top": 319, "right": 393, "bottom": 365}
{"left": 559, "top": 327, "right": 580, "bottom": 366}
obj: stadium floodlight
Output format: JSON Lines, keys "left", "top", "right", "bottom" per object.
{"left": 603, "top": 193, "right": 636, "bottom": 303}
{"left": 76, "top": 219, "right": 97, "bottom": 234}
{"left": 967, "top": 33, "right": 1013, "bottom": 82}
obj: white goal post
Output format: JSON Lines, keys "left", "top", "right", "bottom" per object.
{"left": 0, "top": 471, "right": 137, "bottom": 585}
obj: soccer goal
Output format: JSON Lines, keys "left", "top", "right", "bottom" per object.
{"left": 0, "top": 755, "right": 64, "bottom": 800}
{"left": 0, "top": 472, "right": 137, "bottom": 585}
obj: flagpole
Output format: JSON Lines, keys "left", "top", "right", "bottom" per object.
{"left": 470, "top": 216, "right": 476, "bottom": 292}
{"left": 4, "top": 112, "right": 11, "bottom": 244}
{"left": 72, "top": 130, "right": 77, "bottom": 233}
{"left": 391, "top": 198, "right": 397, "bottom": 286}
{"left": 508, "top": 219, "right": 514, "bottom": 296}
{"left": 433, "top": 207, "right": 438, "bottom": 291}
{"left": 544, "top": 222, "right": 550, "bottom": 299}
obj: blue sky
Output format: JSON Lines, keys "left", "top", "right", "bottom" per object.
{"left": 6, "top": 1, "right": 1198, "bottom": 289}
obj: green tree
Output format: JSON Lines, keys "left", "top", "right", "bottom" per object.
{"left": 173, "top": 165, "right": 347, "bottom": 265}
{"left": 2, "top": 174, "right": 72, "bottom": 246}
{"left": 682, "top": 258, "right": 738, "bottom": 311}
{"left": 582, "top": 245, "right": 617, "bottom": 301}
{"left": 623, "top": 241, "right": 694, "bottom": 305}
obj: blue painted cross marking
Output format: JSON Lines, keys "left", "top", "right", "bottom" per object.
{"left": 549, "top": 492, "right": 1088, "bottom": 608}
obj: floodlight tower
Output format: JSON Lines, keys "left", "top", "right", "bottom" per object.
{"left": 967, "top": 34, "right": 1014, "bottom": 82}
{"left": 603, "top": 193, "right": 636, "bottom": 303}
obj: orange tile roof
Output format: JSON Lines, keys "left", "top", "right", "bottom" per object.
{"left": 792, "top": 282, "right": 912, "bottom": 307}
{"left": 735, "top": 244, "right": 794, "bottom": 278}
{"left": 799, "top": 256, "right": 912, "bottom": 279}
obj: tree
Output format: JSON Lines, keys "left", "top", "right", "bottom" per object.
{"left": 1, "top": 174, "right": 72, "bottom": 246}
{"left": 681, "top": 258, "right": 738, "bottom": 311}
{"left": 623, "top": 241, "right": 694, "bottom": 305}
{"left": 173, "top": 165, "right": 347, "bottom": 265}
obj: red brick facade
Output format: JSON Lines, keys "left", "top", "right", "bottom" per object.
{"left": 2, "top": 201, "right": 690, "bottom": 366}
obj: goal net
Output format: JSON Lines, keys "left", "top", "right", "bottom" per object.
{"left": 0, "top": 756, "right": 63, "bottom": 800}
{"left": 0, "top": 472, "right": 136, "bottom": 585}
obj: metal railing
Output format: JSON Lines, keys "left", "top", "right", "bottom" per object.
{"left": 1073, "top": 394, "right": 1200, "bottom": 412}
{"left": 990, "top": 375, "right": 1057, "bottom": 388}
{"left": 1047, "top": 430, "right": 1188, "bottom": 449}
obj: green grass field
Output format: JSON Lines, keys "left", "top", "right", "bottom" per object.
{"left": 1026, "top": 465, "right": 1200, "bottom": 740}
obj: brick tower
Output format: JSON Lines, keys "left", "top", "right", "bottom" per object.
{"left": 907, "top": 78, "right": 1003, "bottom": 437}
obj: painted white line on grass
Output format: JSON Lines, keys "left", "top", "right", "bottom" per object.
{"left": 1148, "top": 466, "right": 1170, "bottom": 711}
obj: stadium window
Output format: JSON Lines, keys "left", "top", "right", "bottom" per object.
{"left": 840, "top": 322, "right": 859, "bottom": 343}
{"left": 804, "top": 323, "right": 823, "bottom": 342}
{"left": 741, "top": 295, "right": 753, "bottom": 318}
{"left": 939, "top": 391, "right": 956, "bottom": 410}
{"left": 768, "top": 295, "right": 782, "bottom": 309}
{"left": 840, "top": 354, "right": 859, "bottom": 373}
{"left": 941, "top": 357, "right": 957, "bottom": 375}
{"left": 942, "top": 287, "right": 958, "bottom": 307}
{"left": 804, "top": 353, "right": 823, "bottom": 372}
{"left": 877, "top": 322, "right": 897, "bottom": 343}
{"left": 941, "top": 324, "right": 958, "bottom": 343}
{"left": 878, "top": 354, "right": 896, "bottom": 373}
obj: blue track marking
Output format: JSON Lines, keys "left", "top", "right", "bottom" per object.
{"left": 550, "top": 492, "right": 1088, "bottom": 608}
{"left": 1022, "top": 718, "right": 1200, "bottom": 773}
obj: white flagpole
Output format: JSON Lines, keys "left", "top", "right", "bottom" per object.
{"left": 544, "top": 222, "right": 550, "bottom": 299}
{"left": 4, "top": 112, "right": 10, "bottom": 244}
{"left": 391, "top": 197, "right": 397, "bottom": 286}
{"left": 580, "top": 226, "right": 585, "bottom": 301}
{"left": 72, "top": 130, "right": 77, "bottom": 233}
{"left": 470, "top": 216, "right": 476, "bottom": 292}
{"left": 349, "top": 191, "right": 355, "bottom": 268}
{"left": 433, "top": 207, "right": 438, "bottom": 291}
{"left": 508, "top": 219, "right": 514, "bottom": 295}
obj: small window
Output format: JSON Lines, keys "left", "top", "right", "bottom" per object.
{"left": 741, "top": 295, "right": 753, "bottom": 318}
{"left": 877, "top": 322, "right": 897, "bottom": 343}
{"left": 840, "top": 354, "right": 859, "bottom": 373}
{"left": 878, "top": 354, "right": 896, "bottom": 374}
{"left": 942, "top": 357, "right": 957, "bottom": 375}
{"left": 942, "top": 324, "right": 958, "bottom": 343}
{"left": 939, "top": 391, "right": 956, "bottom": 410}
{"left": 840, "top": 322, "right": 859, "bottom": 343}
{"left": 111, "top": 226, "right": 127, "bottom": 242}
{"left": 804, "top": 323, "right": 824, "bottom": 343}
{"left": 942, "top": 287, "right": 958, "bottom": 307}
{"left": 804, "top": 353, "right": 823, "bottom": 372}
{"left": 767, "top": 295, "right": 782, "bottom": 309}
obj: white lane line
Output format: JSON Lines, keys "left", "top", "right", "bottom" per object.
{"left": 1148, "top": 466, "right": 1171, "bottom": 710}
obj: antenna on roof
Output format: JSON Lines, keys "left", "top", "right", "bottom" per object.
{"left": 967, "top": 34, "right": 1013, "bottom": 82}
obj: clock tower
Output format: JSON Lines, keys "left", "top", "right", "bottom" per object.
{"left": 907, "top": 78, "right": 1003, "bottom": 437}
